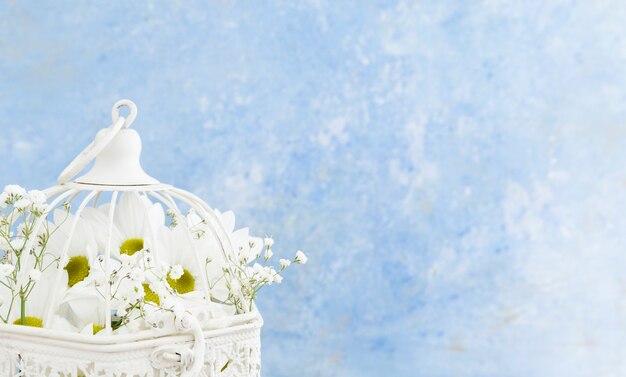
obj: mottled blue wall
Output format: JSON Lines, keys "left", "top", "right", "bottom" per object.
{"left": 2, "top": 1, "right": 626, "bottom": 376}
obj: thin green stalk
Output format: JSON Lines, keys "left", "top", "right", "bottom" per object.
{"left": 19, "top": 293, "right": 25, "bottom": 325}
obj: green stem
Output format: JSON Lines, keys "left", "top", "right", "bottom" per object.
{"left": 20, "top": 293, "right": 25, "bottom": 325}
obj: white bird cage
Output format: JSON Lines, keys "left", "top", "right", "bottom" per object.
{"left": 0, "top": 100, "right": 263, "bottom": 377}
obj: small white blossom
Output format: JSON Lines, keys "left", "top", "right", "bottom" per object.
{"left": 31, "top": 202, "right": 48, "bottom": 213}
{"left": 3, "top": 185, "right": 26, "bottom": 196}
{"left": 262, "top": 266, "right": 277, "bottom": 283}
{"left": 0, "top": 263, "right": 15, "bottom": 276}
{"left": 170, "top": 264, "right": 184, "bottom": 280}
{"left": 279, "top": 259, "right": 291, "bottom": 269}
{"left": 29, "top": 269, "right": 42, "bottom": 281}
{"left": 264, "top": 237, "right": 274, "bottom": 248}
{"left": 273, "top": 274, "right": 283, "bottom": 284}
{"left": 252, "top": 263, "right": 264, "bottom": 275}
{"left": 13, "top": 198, "right": 31, "bottom": 210}
{"left": 27, "top": 190, "right": 46, "bottom": 204}
{"left": 294, "top": 250, "right": 308, "bottom": 265}
{"left": 264, "top": 247, "right": 273, "bottom": 260}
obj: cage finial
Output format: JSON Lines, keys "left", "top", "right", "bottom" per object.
{"left": 58, "top": 99, "right": 160, "bottom": 187}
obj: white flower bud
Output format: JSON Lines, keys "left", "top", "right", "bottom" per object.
{"left": 3, "top": 185, "right": 26, "bottom": 196}
{"left": 294, "top": 250, "right": 308, "bottom": 265}
{"left": 27, "top": 190, "right": 46, "bottom": 204}
{"left": 263, "top": 237, "right": 274, "bottom": 248}
{"left": 279, "top": 259, "right": 291, "bottom": 269}
{"left": 252, "top": 263, "right": 264, "bottom": 275}
{"left": 13, "top": 198, "right": 31, "bottom": 210}
{"left": 264, "top": 248, "right": 273, "bottom": 260}
{"left": 31, "top": 202, "right": 48, "bottom": 213}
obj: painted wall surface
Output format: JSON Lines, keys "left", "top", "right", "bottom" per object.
{"left": 2, "top": 1, "right": 626, "bottom": 376}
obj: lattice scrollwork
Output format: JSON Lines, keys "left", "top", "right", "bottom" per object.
{"left": 201, "top": 334, "right": 261, "bottom": 377}
{"left": 0, "top": 326, "right": 261, "bottom": 377}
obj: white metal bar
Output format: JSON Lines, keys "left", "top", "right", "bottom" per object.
{"left": 145, "top": 192, "right": 179, "bottom": 267}
{"left": 67, "top": 190, "right": 82, "bottom": 204}
{"left": 163, "top": 190, "right": 214, "bottom": 301}
{"left": 147, "top": 191, "right": 180, "bottom": 214}
{"left": 165, "top": 188, "right": 244, "bottom": 309}
{"left": 166, "top": 188, "right": 234, "bottom": 257}
{"left": 43, "top": 190, "right": 99, "bottom": 325}
{"left": 151, "top": 190, "right": 211, "bottom": 303}
{"left": 104, "top": 191, "right": 119, "bottom": 334}
{"left": 0, "top": 310, "right": 261, "bottom": 351}
{"left": 42, "top": 185, "right": 69, "bottom": 199}
{"left": 92, "top": 191, "right": 103, "bottom": 207}
{"left": 137, "top": 192, "right": 162, "bottom": 267}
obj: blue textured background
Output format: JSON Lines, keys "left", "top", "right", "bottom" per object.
{"left": 2, "top": 1, "right": 626, "bottom": 376}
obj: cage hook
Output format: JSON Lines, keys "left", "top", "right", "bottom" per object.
{"left": 111, "top": 99, "right": 137, "bottom": 128}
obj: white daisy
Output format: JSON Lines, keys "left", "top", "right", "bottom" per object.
{"left": 58, "top": 284, "right": 108, "bottom": 335}
{"left": 45, "top": 209, "right": 99, "bottom": 288}
{"left": 156, "top": 223, "right": 206, "bottom": 301}
{"left": 82, "top": 193, "right": 164, "bottom": 259}
{"left": 7, "top": 268, "right": 67, "bottom": 329}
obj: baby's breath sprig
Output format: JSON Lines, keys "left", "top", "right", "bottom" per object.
{"left": 214, "top": 235, "right": 307, "bottom": 313}
{"left": 0, "top": 185, "right": 58, "bottom": 325}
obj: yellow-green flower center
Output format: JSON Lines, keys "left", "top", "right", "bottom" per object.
{"left": 167, "top": 269, "right": 195, "bottom": 294}
{"left": 13, "top": 316, "right": 43, "bottom": 328}
{"left": 120, "top": 238, "right": 144, "bottom": 256}
{"left": 143, "top": 283, "right": 160, "bottom": 305}
{"left": 64, "top": 255, "right": 90, "bottom": 287}
{"left": 92, "top": 324, "right": 104, "bottom": 334}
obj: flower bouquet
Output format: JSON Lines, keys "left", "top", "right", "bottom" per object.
{"left": 0, "top": 100, "right": 306, "bottom": 377}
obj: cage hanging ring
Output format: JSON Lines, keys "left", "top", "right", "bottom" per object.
{"left": 111, "top": 99, "right": 137, "bottom": 128}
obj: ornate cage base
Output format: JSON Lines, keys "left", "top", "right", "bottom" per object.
{"left": 0, "top": 313, "right": 262, "bottom": 377}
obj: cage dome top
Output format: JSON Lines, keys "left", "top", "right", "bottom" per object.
{"left": 58, "top": 99, "right": 161, "bottom": 189}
